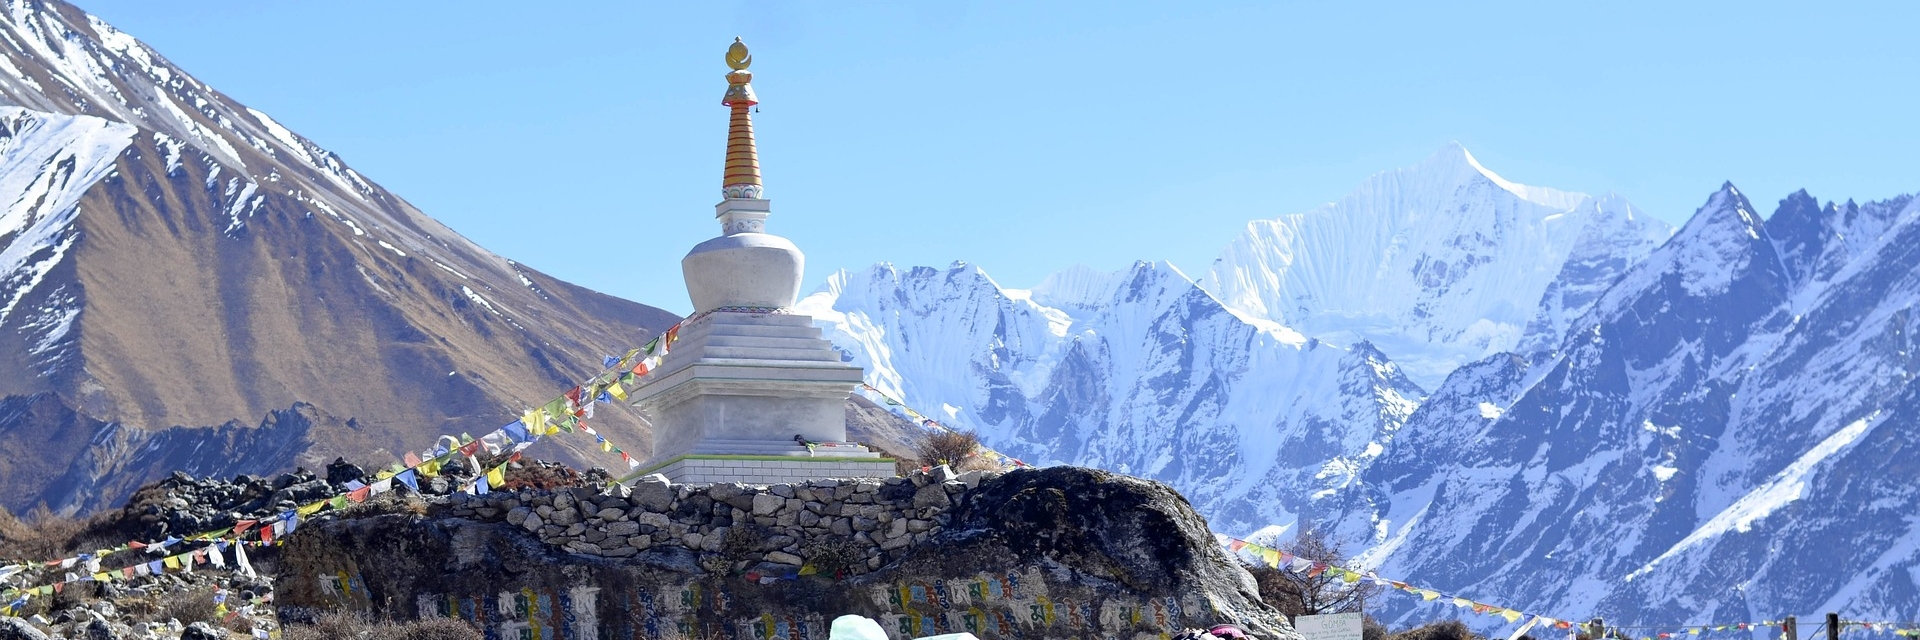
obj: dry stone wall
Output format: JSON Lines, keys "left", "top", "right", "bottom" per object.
{"left": 275, "top": 466, "right": 1295, "bottom": 640}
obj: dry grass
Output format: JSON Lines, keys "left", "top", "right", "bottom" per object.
{"left": 156, "top": 587, "right": 221, "bottom": 626}
{"left": 281, "top": 612, "right": 483, "bottom": 640}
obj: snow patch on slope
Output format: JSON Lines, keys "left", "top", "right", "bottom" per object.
{"left": 0, "top": 107, "right": 136, "bottom": 326}
{"left": 1630, "top": 414, "right": 1876, "bottom": 580}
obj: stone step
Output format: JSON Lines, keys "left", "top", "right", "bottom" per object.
{"left": 701, "top": 333, "right": 835, "bottom": 350}
{"left": 683, "top": 439, "right": 884, "bottom": 458}
{"left": 694, "top": 345, "right": 842, "bottom": 362}
{"left": 682, "top": 321, "right": 823, "bottom": 341}
{"left": 699, "top": 312, "right": 816, "bottom": 327}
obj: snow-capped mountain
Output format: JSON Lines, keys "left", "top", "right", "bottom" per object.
{"left": 0, "top": 0, "right": 678, "bottom": 514}
{"left": 1203, "top": 144, "right": 1672, "bottom": 387}
{"left": 797, "top": 261, "right": 1424, "bottom": 534}
{"left": 1352, "top": 185, "right": 1920, "bottom": 625}
{"left": 803, "top": 146, "right": 1671, "bottom": 536}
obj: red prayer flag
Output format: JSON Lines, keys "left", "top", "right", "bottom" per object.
{"left": 233, "top": 520, "right": 258, "bottom": 534}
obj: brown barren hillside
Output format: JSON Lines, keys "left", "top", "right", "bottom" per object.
{"left": 0, "top": 0, "right": 683, "bottom": 514}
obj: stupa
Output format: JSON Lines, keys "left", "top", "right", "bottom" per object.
{"left": 625, "top": 38, "right": 895, "bottom": 484}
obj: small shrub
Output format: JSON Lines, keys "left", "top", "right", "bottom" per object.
{"left": 0, "top": 505, "right": 89, "bottom": 560}
{"left": 1390, "top": 620, "right": 1482, "bottom": 640}
{"left": 1365, "top": 615, "right": 1390, "bottom": 640}
{"left": 914, "top": 430, "right": 981, "bottom": 468}
{"left": 801, "top": 535, "right": 868, "bottom": 577}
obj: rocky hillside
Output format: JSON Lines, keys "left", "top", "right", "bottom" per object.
{"left": 0, "top": 0, "right": 680, "bottom": 515}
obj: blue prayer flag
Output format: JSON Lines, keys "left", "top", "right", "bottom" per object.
{"left": 503, "top": 420, "right": 530, "bottom": 442}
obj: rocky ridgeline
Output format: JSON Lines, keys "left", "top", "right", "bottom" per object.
{"left": 440, "top": 466, "right": 984, "bottom": 574}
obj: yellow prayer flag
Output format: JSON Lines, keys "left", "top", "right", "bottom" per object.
{"left": 487, "top": 465, "right": 506, "bottom": 488}
{"left": 297, "top": 501, "right": 326, "bottom": 516}
{"left": 1340, "top": 568, "right": 1359, "bottom": 583}
{"left": 600, "top": 439, "right": 614, "bottom": 452}
{"left": 798, "top": 564, "right": 818, "bottom": 576}
{"left": 163, "top": 556, "right": 181, "bottom": 570}
{"left": 1261, "top": 549, "right": 1280, "bottom": 566}
{"left": 1420, "top": 590, "right": 1440, "bottom": 601}
{"left": 1501, "top": 609, "right": 1523, "bottom": 623}
{"left": 420, "top": 459, "right": 441, "bottom": 478}
{"left": 92, "top": 572, "right": 111, "bottom": 582}
{"left": 608, "top": 381, "right": 628, "bottom": 401}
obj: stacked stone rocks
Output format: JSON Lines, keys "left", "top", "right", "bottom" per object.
{"left": 433, "top": 466, "right": 993, "bottom": 575}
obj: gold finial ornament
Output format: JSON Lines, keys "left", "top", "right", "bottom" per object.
{"left": 720, "top": 38, "right": 761, "bottom": 199}
{"left": 726, "top": 37, "right": 752, "bottom": 70}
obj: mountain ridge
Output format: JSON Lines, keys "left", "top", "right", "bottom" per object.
{"left": 0, "top": 0, "right": 680, "bottom": 514}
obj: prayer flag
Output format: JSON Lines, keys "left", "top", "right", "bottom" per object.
{"left": 542, "top": 398, "right": 567, "bottom": 420}
{"left": 372, "top": 478, "right": 393, "bottom": 495}
{"left": 607, "top": 382, "right": 627, "bottom": 402}
{"left": 396, "top": 469, "right": 419, "bottom": 492}
{"left": 1506, "top": 616, "right": 1540, "bottom": 640}
{"left": 474, "top": 477, "right": 489, "bottom": 496}
{"left": 348, "top": 486, "right": 371, "bottom": 503}
{"left": 403, "top": 452, "right": 422, "bottom": 467}
{"left": 604, "top": 355, "right": 619, "bottom": 368}
{"left": 487, "top": 465, "right": 506, "bottom": 488}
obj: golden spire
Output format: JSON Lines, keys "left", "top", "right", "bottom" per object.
{"left": 721, "top": 37, "right": 762, "bottom": 199}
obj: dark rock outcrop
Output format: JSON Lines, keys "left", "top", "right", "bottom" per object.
{"left": 275, "top": 467, "right": 1293, "bottom": 640}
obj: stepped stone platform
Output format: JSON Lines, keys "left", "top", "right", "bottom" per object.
{"left": 628, "top": 311, "right": 895, "bottom": 483}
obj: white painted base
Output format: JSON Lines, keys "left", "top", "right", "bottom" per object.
{"left": 629, "top": 309, "right": 869, "bottom": 482}
{"left": 646, "top": 454, "right": 897, "bottom": 485}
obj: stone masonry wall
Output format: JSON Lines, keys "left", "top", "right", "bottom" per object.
{"left": 438, "top": 466, "right": 979, "bottom": 574}
{"left": 276, "top": 466, "right": 1295, "bottom": 640}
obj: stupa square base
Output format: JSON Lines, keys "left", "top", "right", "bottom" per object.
{"left": 642, "top": 454, "right": 897, "bottom": 485}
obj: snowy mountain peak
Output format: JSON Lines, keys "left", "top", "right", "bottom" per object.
{"left": 1203, "top": 144, "right": 1672, "bottom": 387}
{"left": 1431, "top": 142, "right": 1587, "bottom": 211}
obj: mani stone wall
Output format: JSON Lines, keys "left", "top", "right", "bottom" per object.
{"left": 273, "top": 466, "right": 1296, "bottom": 640}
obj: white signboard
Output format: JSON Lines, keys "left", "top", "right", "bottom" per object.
{"left": 1295, "top": 613, "right": 1364, "bottom": 640}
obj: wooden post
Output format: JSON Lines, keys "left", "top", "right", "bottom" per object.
{"left": 1827, "top": 613, "right": 1840, "bottom": 640}
{"left": 1785, "top": 616, "right": 1799, "bottom": 640}
{"left": 1589, "top": 618, "right": 1607, "bottom": 640}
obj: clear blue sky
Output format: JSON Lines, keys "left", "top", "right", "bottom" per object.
{"left": 78, "top": 1, "right": 1920, "bottom": 316}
